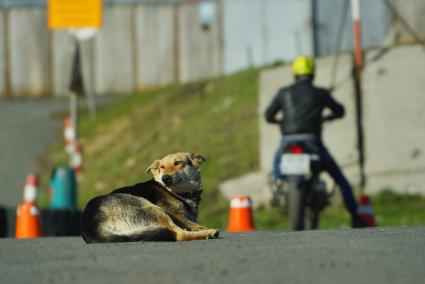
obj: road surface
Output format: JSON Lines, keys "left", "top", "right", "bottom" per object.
{"left": 0, "top": 227, "right": 424, "bottom": 284}
{"left": 0, "top": 97, "right": 125, "bottom": 207}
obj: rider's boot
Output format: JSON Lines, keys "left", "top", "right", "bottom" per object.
{"left": 351, "top": 213, "right": 369, "bottom": 228}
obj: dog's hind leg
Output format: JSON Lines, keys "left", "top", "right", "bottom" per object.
{"left": 103, "top": 227, "right": 177, "bottom": 243}
{"left": 174, "top": 228, "right": 219, "bottom": 241}
{"left": 162, "top": 217, "right": 219, "bottom": 240}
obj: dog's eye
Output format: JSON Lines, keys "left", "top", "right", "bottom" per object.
{"left": 160, "top": 165, "right": 165, "bottom": 170}
{"left": 174, "top": 161, "right": 184, "bottom": 166}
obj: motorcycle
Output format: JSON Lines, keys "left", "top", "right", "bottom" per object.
{"left": 270, "top": 135, "right": 334, "bottom": 230}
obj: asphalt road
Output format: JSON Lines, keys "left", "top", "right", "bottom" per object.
{"left": 0, "top": 98, "right": 68, "bottom": 207}
{"left": 0, "top": 227, "right": 424, "bottom": 284}
{"left": 0, "top": 97, "right": 125, "bottom": 207}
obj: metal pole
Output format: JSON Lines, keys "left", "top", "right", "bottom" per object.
{"left": 70, "top": 93, "right": 78, "bottom": 148}
{"left": 80, "top": 38, "right": 97, "bottom": 119}
{"left": 261, "top": 0, "right": 269, "bottom": 64}
{"left": 70, "top": 40, "right": 79, "bottom": 149}
{"left": 350, "top": 0, "right": 366, "bottom": 189}
{"left": 311, "top": 0, "right": 320, "bottom": 57}
{"left": 3, "top": 9, "right": 11, "bottom": 97}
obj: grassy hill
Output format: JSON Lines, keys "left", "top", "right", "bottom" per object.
{"left": 40, "top": 67, "right": 425, "bottom": 230}
{"left": 41, "top": 68, "right": 260, "bottom": 229}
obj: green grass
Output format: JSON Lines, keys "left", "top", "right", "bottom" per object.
{"left": 39, "top": 67, "right": 425, "bottom": 230}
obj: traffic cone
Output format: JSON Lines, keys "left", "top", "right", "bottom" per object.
{"left": 357, "top": 194, "right": 376, "bottom": 227}
{"left": 15, "top": 174, "right": 42, "bottom": 238}
{"left": 64, "top": 116, "right": 75, "bottom": 154}
{"left": 227, "top": 195, "right": 256, "bottom": 232}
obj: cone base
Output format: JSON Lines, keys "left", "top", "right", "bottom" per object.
{"left": 227, "top": 227, "right": 256, "bottom": 233}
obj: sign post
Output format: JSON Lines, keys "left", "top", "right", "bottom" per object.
{"left": 48, "top": 0, "right": 102, "bottom": 176}
{"left": 47, "top": 0, "right": 102, "bottom": 122}
{"left": 350, "top": 0, "right": 366, "bottom": 190}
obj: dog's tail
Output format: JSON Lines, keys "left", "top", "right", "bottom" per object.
{"left": 84, "top": 227, "right": 177, "bottom": 243}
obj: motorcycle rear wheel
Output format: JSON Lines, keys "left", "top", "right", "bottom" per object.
{"left": 287, "top": 181, "right": 305, "bottom": 231}
{"left": 304, "top": 207, "right": 319, "bottom": 230}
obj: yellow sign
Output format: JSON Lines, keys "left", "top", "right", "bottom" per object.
{"left": 48, "top": 0, "right": 102, "bottom": 29}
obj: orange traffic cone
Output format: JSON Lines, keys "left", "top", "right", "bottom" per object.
{"left": 15, "top": 174, "right": 42, "bottom": 238}
{"left": 227, "top": 195, "right": 256, "bottom": 232}
{"left": 357, "top": 194, "right": 376, "bottom": 227}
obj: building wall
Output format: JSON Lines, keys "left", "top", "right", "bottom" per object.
{"left": 136, "top": 4, "right": 176, "bottom": 88}
{"left": 0, "top": 0, "right": 423, "bottom": 97}
{"left": 0, "top": 10, "right": 5, "bottom": 96}
{"left": 94, "top": 5, "right": 135, "bottom": 94}
{"left": 8, "top": 7, "right": 50, "bottom": 96}
{"left": 222, "top": 0, "right": 313, "bottom": 74}
{"left": 178, "top": 2, "right": 223, "bottom": 83}
{"left": 259, "top": 44, "right": 425, "bottom": 194}
{"left": 315, "top": 0, "right": 390, "bottom": 56}
{"left": 0, "top": 1, "right": 223, "bottom": 97}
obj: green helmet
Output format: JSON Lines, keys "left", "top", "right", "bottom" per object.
{"left": 291, "top": 55, "right": 315, "bottom": 76}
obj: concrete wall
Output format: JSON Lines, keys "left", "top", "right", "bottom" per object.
{"left": 1, "top": 0, "right": 423, "bottom": 97}
{"left": 362, "top": 45, "right": 425, "bottom": 193}
{"left": 390, "top": 0, "right": 425, "bottom": 42}
{"left": 8, "top": 7, "right": 50, "bottom": 97}
{"left": 136, "top": 4, "right": 176, "bottom": 88}
{"left": 222, "top": 0, "right": 313, "bottom": 74}
{"left": 0, "top": 10, "right": 5, "bottom": 96}
{"left": 0, "top": 1, "right": 223, "bottom": 97}
{"left": 94, "top": 6, "right": 135, "bottom": 94}
{"left": 259, "top": 44, "right": 425, "bottom": 194}
{"left": 178, "top": 2, "right": 223, "bottom": 83}
{"left": 316, "top": 0, "right": 390, "bottom": 56}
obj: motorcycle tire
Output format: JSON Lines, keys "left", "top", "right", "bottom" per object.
{"left": 304, "top": 207, "right": 319, "bottom": 230}
{"left": 287, "top": 181, "right": 305, "bottom": 231}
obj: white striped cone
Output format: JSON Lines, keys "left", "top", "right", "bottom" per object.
{"left": 227, "top": 196, "right": 255, "bottom": 232}
{"left": 64, "top": 116, "right": 76, "bottom": 154}
{"left": 230, "top": 196, "right": 253, "bottom": 208}
{"left": 23, "top": 174, "right": 38, "bottom": 204}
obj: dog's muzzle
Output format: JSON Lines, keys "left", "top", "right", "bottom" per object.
{"left": 162, "top": 175, "right": 173, "bottom": 186}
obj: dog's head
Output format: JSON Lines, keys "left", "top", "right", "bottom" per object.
{"left": 145, "top": 152, "right": 206, "bottom": 194}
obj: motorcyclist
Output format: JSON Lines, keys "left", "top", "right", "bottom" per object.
{"left": 264, "top": 55, "right": 367, "bottom": 228}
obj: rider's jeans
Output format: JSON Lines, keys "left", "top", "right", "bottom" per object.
{"left": 272, "top": 137, "right": 358, "bottom": 215}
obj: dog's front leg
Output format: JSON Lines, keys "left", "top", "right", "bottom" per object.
{"left": 169, "top": 215, "right": 208, "bottom": 231}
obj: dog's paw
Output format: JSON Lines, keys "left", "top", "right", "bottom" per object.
{"left": 207, "top": 229, "right": 219, "bottom": 239}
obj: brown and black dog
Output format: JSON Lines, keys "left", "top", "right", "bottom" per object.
{"left": 81, "top": 152, "right": 219, "bottom": 243}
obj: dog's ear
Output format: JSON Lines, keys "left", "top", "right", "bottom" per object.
{"left": 189, "top": 153, "right": 206, "bottom": 167}
{"left": 145, "top": 160, "right": 160, "bottom": 174}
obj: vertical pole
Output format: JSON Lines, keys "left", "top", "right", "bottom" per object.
{"left": 311, "top": 0, "right": 320, "bottom": 57}
{"left": 173, "top": 4, "right": 180, "bottom": 83}
{"left": 3, "top": 9, "right": 11, "bottom": 97}
{"left": 217, "top": 0, "right": 225, "bottom": 75}
{"left": 70, "top": 40, "right": 79, "bottom": 150}
{"left": 350, "top": 0, "right": 366, "bottom": 189}
{"left": 80, "top": 38, "right": 97, "bottom": 119}
{"left": 261, "top": 0, "right": 269, "bottom": 65}
{"left": 131, "top": 5, "right": 139, "bottom": 91}
{"left": 351, "top": 0, "right": 363, "bottom": 68}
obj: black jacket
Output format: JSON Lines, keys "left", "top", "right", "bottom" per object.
{"left": 265, "top": 78, "right": 344, "bottom": 136}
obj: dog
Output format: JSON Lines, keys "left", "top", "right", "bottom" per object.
{"left": 81, "top": 152, "right": 219, "bottom": 243}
